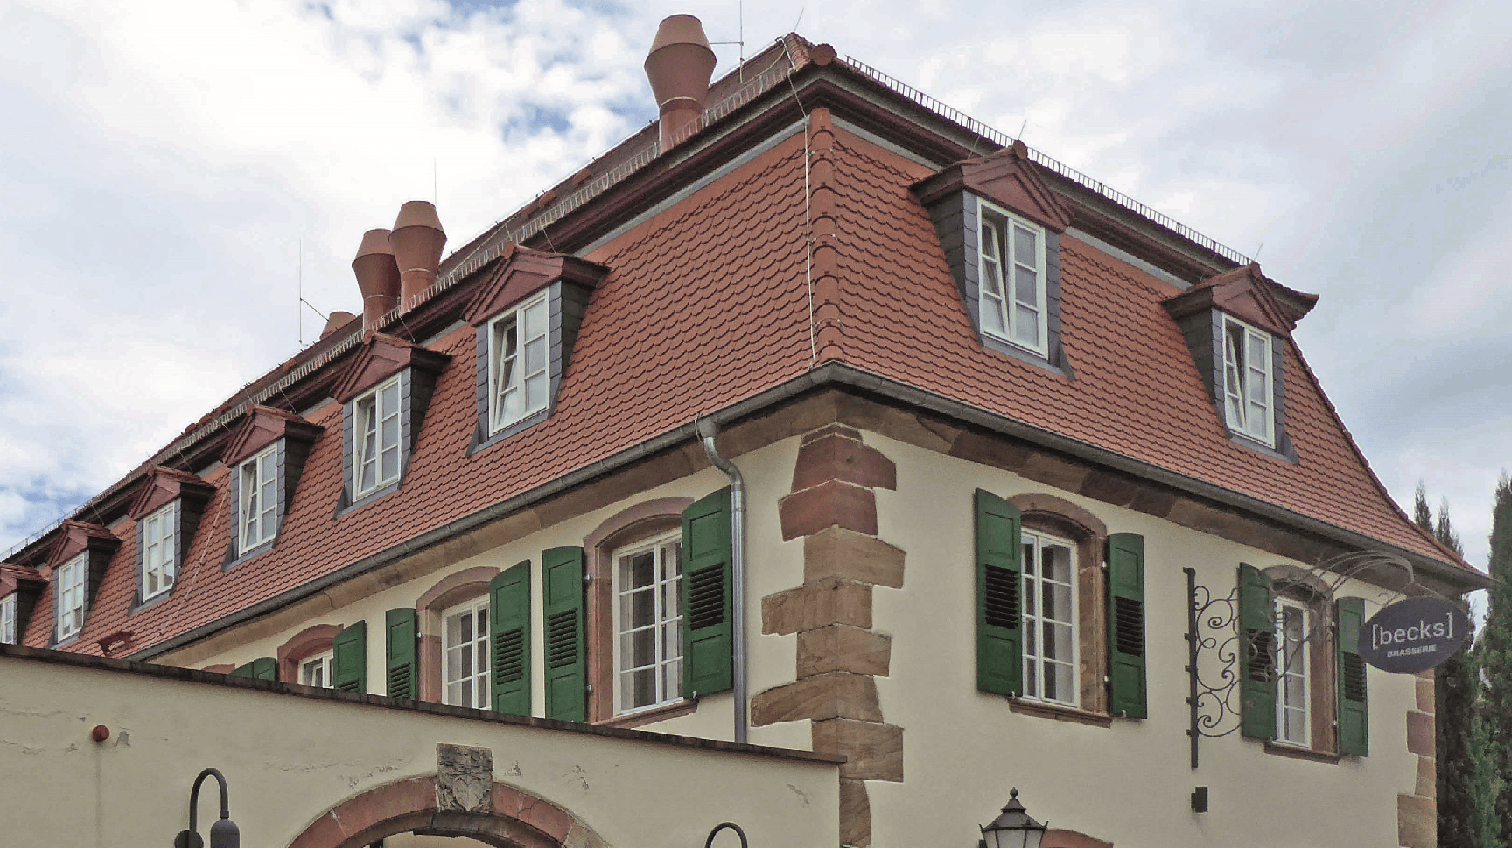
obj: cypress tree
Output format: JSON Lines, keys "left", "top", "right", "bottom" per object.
{"left": 1484, "top": 474, "right": 1512, "bottom": 847}
{"left": 1418, "top": 485, "right": 1478, "bottom": 848}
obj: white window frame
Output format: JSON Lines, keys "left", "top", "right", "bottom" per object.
{"left": 1, "top": 594, "right": 16, "bottom": 644}
{"left": 487, "top": 293, "right": 551, "bottom": 434}
{"left": 977, "top": 199, "right": 1049, "bottom": 356}
{"left": 56, "top": 555, "right": 87, "bottom": 642}
{"left": 1221, "top": 315, "right": 1275, "bottom": 445}
{"left": 300, "top": 650, "right": 333, "bottom": 688}
{"left": 1020, "top": 529, "right": 1079, "bottom": 707}
{"left": 238, "top": 445, "right": 279, "bottom": 554}
{"left": 1275, "top": 597, "right": 1311, "bottom": 746}
{"left": 353, "top": 374, "right": 403, "bottom": 498}
{"left": 442, "top": 596, "right": 490, "bottom": 709}
{"left": 140, "top": 501, "right": 178, "bottom": 602}
{"left": 611, "top": 531, "right": 684, "bottom": 715}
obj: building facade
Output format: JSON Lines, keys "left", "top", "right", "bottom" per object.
{"left": 0, "top": 16, "right": 1486, "bottom": 848}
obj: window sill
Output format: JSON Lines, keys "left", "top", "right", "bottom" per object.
{"left": 597, "top": 699, "right": 697, "bottom": 730}
{"left": 128, "top": 591, "right": 173, "bottom": 616}
{"left": 981, "top": 334, "right": 1076, "bottom": 380}
{"left": 335, "top": 480, "right": 401, "bottom": 518}
{"left": 223, "top": 541, "right": 274, "bottom": 571}
{"left": 1008, "top": 698, "right": 1112, "bottom": 728}
{"left": 469, "top": 408, "right": 549, "bottom": 456}
{"left": 1226, "top": 431, "right": 1299, "bottom": 464}
{"left": 1263, "top": 741, "right": 1339, "bottom": 764}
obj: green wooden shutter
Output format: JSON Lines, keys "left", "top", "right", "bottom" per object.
{"left": 491, "top": 561, "right": 532, "bottom": 716}
{"left": 1238, "top": 564, "right": 1277, "bottom": 740}
{"left": 332, "top": 620, "right": 368, "bottom": 693}
{"left": 975, "top": 489, "right": 1023, "bottom": 696}
{"left": 1336, "top": 597, "right": 1369, "bottom": 756}
{"left": 682, "top": 487, "right": 734, "bottom": 699}
{"left": 232, "top": 656, "right": 277, "bottom": 681}
{"left": 385, "top": 608, "right": 418, "bottom": 699}
{"left": 542, "top": 547, "right": 586, "bottom": 722}
{"left": 1106, "top": 533, "right": 1147, "bottom": 719}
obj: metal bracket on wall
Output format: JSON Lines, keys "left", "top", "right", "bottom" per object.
{"left": 1185, "top": 567, "right": 1243, "bottom": 769}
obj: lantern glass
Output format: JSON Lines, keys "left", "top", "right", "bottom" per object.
{"left": 980, "top": 789, "right": 1046, "bottom": 848}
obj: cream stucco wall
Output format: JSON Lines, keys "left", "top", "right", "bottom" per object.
{"left": 865, "top": 431, "right": 1420, "bottom": 848}
{"left": 161, "top": 436, "right": 811, "bottom": 752}
{"left": 0, "top": 650, "right": 838, "bottom": 848}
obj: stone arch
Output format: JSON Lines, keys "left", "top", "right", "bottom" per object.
{"left": 287, "top": 776, "right": 604, "bottom": 848}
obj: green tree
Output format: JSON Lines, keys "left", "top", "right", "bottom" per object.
{"left": 1484, "top": 474, "right": 1512, "bottom": 847}
{"left": 1417, "top": 484, "right": 1479, "bottom": 848}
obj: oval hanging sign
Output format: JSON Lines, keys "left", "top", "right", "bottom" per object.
{"left": 1358, "top": 597, "right": 1473, "bottom": 673}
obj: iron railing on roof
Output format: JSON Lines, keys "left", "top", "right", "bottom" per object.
{"left": 842, "top": 56, "right": 1253, "bottom": 268}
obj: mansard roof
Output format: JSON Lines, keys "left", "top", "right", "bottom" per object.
{"left": 9, "top": 34, "right": 1480, "bottom": 656}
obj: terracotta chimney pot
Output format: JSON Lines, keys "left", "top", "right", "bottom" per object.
{"left": 389, "top": 201, "right": 447, "bottom": 312}
{"left": 352, "top": 228, "right": 400, "bottom": 333}
{"left": 320, "top": 311, "right": 358, "bottom": 340}
{"left": 645, "top": 15, "right": 716, "bottom": 152}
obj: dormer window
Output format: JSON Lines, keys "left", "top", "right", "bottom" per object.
{"left": 978, "top": 200, "right": 1048, "bottom": 356}
{"left": 239, "top": 445, "right": 279, "bottom": 553}
{"left": 55, "top": 555, "right": 87, "bottom": 641}
{"left": 0, "top": 594, "right": 16, "bottom": 644}
{"left": 488, "top": 292, "right": 550, "bottom": 434}
{"left": 1222, "top": 315, "right": 1274, "bottom": 445}
{"left": 140, "top": 501, "right": 178, "bottom": 602}
{"left": 911, "top": 141, "right": 1072, "bottom": 374}
{"left": 461, "top": 246, "right": 608, "bottom": 451}
{"left": 354, "top": 375, "right": 402, "bottom": 497}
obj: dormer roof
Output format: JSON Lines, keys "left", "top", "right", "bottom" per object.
{"left": 221, "top": 405, "right": 323, "bottom": 468}
{"left": 911, "top": 140, "right": 1072, "bottom": 233}
{"left": 461, "top": 245, "right": 610, "bottom": 327}
{"left": 1163, "top": 262, "right": 1318, "bottom": 336}
{"left": 128, "top": 466, "right": 216, "bottom": 521}
{"left": 331, "top": 333, "right": 451, "bottom": 404}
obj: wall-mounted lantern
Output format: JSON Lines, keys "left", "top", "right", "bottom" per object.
{"left": 704, "top": 822, "right": 749, "bottom": 848}
{"left": 980, "top": 788, "right": 1047, "bottom": 848}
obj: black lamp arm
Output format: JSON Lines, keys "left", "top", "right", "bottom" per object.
{"left": 187, "top": 767, "right": 232, "bottom": 832}
{"left": 704, "top": 822, "right": 749, "bottom": 848}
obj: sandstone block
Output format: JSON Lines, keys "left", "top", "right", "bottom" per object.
{"left": 751, "top": 673, "right": 882, "bottom": 725}
{"left": 805, "top": 527, "right": 905, "bottom": 588}
{"left": 762, "top": 579, "right": 872, "bottom": 635}
{"left": 797, "top": 625, "right": 891, "bottom": 677}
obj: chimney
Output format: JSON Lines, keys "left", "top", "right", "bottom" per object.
{"left": 389, "top": 201, "right": 447, "bottom": 312}
{"left": 320, "top": 311, "right": 357, "bottom": 340}
{"left": 644, "top": 15, "right": 716, "bottom": 152}
{"left": 352, "top": 229, "right": 400, "bottom": 333}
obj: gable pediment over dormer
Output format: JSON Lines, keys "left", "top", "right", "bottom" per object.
{"left": 221, "top": 405, "right": 323, "bottom": 468}
{"left": 462, "top": 244, "right": 610, "bottom": 327}
{"left": 331, "top": 333, "right": 451, "bottom": 404}
{"left": 45, "top": 521, "right": 120, "bottom": 571}
{"left": 128, "top": 466, "right": 216, "bottom": 521}
{"left": 911, "top": 140, "right": 1071, "bottom": 233}
{"left": 1163, "top": 262, "right": 1317, "bottom": 337}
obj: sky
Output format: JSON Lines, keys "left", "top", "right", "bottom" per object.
{"left": 2, "top": 0, "right": 1510, "bottom": 603}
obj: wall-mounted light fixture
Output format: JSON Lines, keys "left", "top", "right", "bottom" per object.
{"left": 172, "top": 768, "right": 240, "bottom": 848}
{"left": 980, "top": 788, "right": 1048, "bottom": 848}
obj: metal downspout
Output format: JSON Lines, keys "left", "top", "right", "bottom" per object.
{"left": 696, "top": 416, "right": 748, "bottom": 744}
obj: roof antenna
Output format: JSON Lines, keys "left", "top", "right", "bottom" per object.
{"left": 1017, "top": 118, "right": 1028, "bottom": 142}
{"left": 710, "top": 1, "right": 748, "bottom": 83}
{"left": 297, "top": 238, "right": 303, "bottom": 346}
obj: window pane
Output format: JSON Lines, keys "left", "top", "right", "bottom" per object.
{"left": 1014, "top": 305, "right": 1040, "bottom": 346}
{"left": 1014, "top": 264, "right": 1038, "bottom": 305}
{"left": 525, "top": 336, "right": 547, "bottom": 373}
{"left": 381, "top": 381, "right": 399, "bottom": 415}
{"left": 1012, "top": 224, "right": 1037, "bottom": 268}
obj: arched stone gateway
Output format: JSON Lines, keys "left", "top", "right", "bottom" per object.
{"left": 288, "top": 776, "right": 606, "bottom": 848}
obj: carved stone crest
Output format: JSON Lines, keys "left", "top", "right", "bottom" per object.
{"left": 436, "top": 744, "right": 493, "bottom": 813}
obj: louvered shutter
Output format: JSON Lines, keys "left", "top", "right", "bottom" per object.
{"left": 490, "top": 561, "right": 532, "bottom": 716}
{"left": 682, "top": 488, "right": 734, "bottom": 699}
{"left": 232, "top": 656, "right": 277, "bottom": 681}
{"left": 385, "top": 608, "right": 418, "bottom": 699}
{"left": 332, "top": 620, "right": 368, "bottom": 693}
{"left": 542, "top": 547, "right": 586, "bottom": 721}
{"left": 1238, "top": 564, "right": 1277, "bottom": 740}
{"left": 975, "top": 489, "right": 1023, "bottom": 696}
{"left": 1336, "top": 597, "right": 1369, "bottom": 756}
{"left": 1106, "top": 533, "right": 1147, "bottom": 719}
